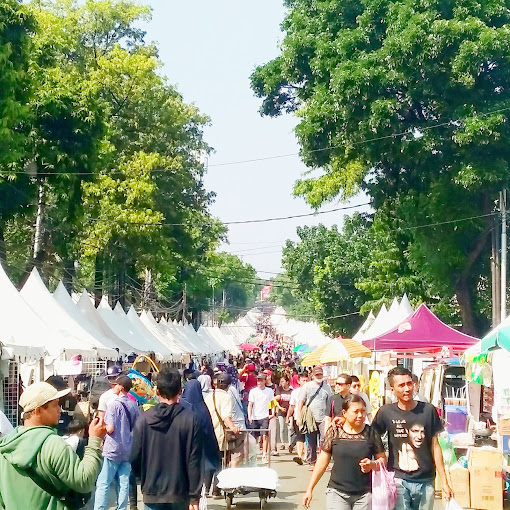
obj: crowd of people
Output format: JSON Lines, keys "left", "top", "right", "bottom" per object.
{"left": 0, "top": 350, "right": 455, "bottom": 510}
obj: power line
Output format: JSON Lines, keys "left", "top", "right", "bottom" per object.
{"left": 398, "top": 212, "right": 497, "bottom": 231}
{"left": 5, "top": 104, "right": 507, "bottom": 178}
{"left": 84, "top": 202, "right": 371, "bottom": 228}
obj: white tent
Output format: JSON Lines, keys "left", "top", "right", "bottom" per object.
{"left": 200, "top": 326, "right": 240, "bottom": 354}
{"left": 124, "top": 306, "right": 176, "bottom": 361}
{"left": 97, "top": 299, "right": 164, "bottom": 358}
{"left": 20, "top": 269, "right": 116, "bottom": 359}
{"left": 195, "top": 326, "right": 222, "bottom": 354}
{"left": 75, "top": 291, "right": 138, "bottom": 355}
{"left": 139, "top": 311, "right": 187, "bottom": 357}
{"left": 399, "top": 294, "right": 414, "bottom": 319}
{"left": 353, "top": 311, "right": 376, "bottom": 341}
{"left": 0, "top": 265, "right": 89, "bottom": 360}
{"left": 53, "top": 282, "right": 133, "bottom": 357}
{"left": 362, "top": 304, "right": 389, "bottom": 340}
{"left": 159, "top": 318, "right": 200, "bottom": 354}
{"left": 188, "top": 323, "right": 225, "bottom": 354}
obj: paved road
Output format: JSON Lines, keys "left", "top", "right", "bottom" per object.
{"left": 116, "top": 449, "right": 445, "bottom": 510}
{"left": 205, "top": 451, "right": 445, "bottom": 510}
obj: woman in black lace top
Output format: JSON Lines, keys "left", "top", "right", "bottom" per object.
{"left": 303, "top": 394, "right": 386, "bottom": 510}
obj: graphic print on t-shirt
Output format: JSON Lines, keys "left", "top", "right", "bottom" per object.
{"left": 373, "top": 401, "right": 443, "bottom": 482}
{"left": 394, "top": 420, "right": 425, "bottom": 472}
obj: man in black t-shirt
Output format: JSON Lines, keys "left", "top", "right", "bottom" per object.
{"left": 372, "top": 367, "right": 452, "bottom": 510}
{"left": 328, "top": 374, "right": 352, "bottom": 416}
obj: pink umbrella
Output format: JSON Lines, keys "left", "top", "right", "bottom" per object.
{"left": 240, "top": 343, "right": 259, "bottom": 351}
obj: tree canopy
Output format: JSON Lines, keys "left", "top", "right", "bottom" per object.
{"left": 251, "top": 0, "right": 510, "bottom": 333}
{"left": 0, "top": 0, "right": 254, "bottom": 324}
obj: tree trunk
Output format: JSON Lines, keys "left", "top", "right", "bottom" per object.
{"left": 62, "top": 259, "right": 75, "bottom": 293}
{"left": 94, "top": 254, "right": 103, "bottom": 307}
{"left": 0, "top": 220, "right": 5, "bottom": 265}
{"left": 118, "top": 259, "right": 126, "bottom": 310}
{"left": 455, "top": 275, "right": 477, "bottom": 335}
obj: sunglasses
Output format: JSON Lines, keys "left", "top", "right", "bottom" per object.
{"left": 335, "top": 381, "right": 348, "bottom": 385}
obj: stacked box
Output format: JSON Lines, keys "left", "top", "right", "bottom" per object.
{"left": 468, "top": 448, "right": 503, "bottom": 510}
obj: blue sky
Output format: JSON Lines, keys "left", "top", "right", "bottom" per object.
{"left": 144, "top": 0, "right": 369, "bottom": 276}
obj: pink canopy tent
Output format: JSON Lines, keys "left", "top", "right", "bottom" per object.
{"left": 362, "top": 304, "right": 479, "bottom": 353}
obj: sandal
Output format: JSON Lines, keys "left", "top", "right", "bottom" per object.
{"left": 293, "top": 456, "right": 304, "bottom": 465}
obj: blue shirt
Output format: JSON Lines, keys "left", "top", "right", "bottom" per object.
{"left": 103, "top": 394, "right": 139, "bottom": 462}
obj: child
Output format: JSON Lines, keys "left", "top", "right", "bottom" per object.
{"left": 63, "top": 418, "right": 88, "bottom": 459}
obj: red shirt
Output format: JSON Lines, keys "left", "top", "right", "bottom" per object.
{"left": 291, "top": 374, "right": 300, "bottom": 389}
{"left": 240, "top": 373, "right": 257, "bottom": 401}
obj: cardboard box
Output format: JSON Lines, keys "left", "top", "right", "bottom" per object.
{"left": 499, "top": 416, "right": 510, "bottom": 435}
{"left": 468, "top": 448, "right": 503, "bottom": 510}
{"left": 443, "top": 466, "right": 470, "bottom": 509}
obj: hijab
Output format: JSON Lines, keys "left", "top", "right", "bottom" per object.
{"left": 180, "top": 379, "right": 221, "bottom": 468}
{"left": 198, "top": 374, "right": 212, "bottom": 394}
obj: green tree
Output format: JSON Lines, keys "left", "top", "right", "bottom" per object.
{"left": 252, "top": 0, "right": 510, "bottom": 333}
{"left": 280, "top": 214, "right": 371, "bottom": 336}
{"left": 0, "top": 1, "right": 35, "bottom": 260}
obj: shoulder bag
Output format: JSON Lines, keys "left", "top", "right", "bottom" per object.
{"left": 299, "top": 382, "right": 323, "bottom": 435}
{"left": 213, "top": 390, "right": 244, "bottom": 451}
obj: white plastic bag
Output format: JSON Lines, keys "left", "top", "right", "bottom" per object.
{"left": 199, "top": 484, "right": 208, "bottom": 510}
{"left": 372, "top": 462, "right": 397, "bottom": 510}
{"left": 445, "top": 499, "right": 464, "bottom": 510}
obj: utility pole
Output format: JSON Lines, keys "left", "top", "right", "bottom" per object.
{"left": 182, "top": 283, "right": 187, "bottom": 324}
{"left": 222, "top": 289, "right": 226, "bottom": 309}
{"left": 502, "top": 189, "right": 507, "bottom": 321}
{"left": 492, "top": 215, "right": 501, "bottom": 327}
{"left": 33, "top": 183, "right": 45, "bottom": 263}
{"left": 211, "top": 283, "right": 215, "bottom": 326}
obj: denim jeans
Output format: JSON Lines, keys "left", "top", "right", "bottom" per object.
{"left": 305, "top": 420, "right": 325, "bottom": 465}
{"left": 277, "top": 415, "right": 291, "bottom": 444}
{"left": 395, "top": 479, "right": 435, "bottom": 510}
{"left": 325, "top": 488, "right": 371, "bottom": 510}
{"left": 93, "top": 458, "right": 131, "bottom": 510}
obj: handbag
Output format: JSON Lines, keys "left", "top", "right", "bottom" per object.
{"left": 372, "top": 461, "right": 397, "bottom": 510}
{"left": 299, "top": 382, "right": 323, "bottom": 434}
{"left": 213, "top": 390, "right": 244, "bottom": 451}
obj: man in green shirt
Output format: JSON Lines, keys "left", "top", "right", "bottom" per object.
{"left": 0, "top": 381, "right": 106, "bottom": 509}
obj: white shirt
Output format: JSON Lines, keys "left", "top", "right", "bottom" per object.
{"left": 289, "top": 387, "right": 304, "bottom": 420}
{"left": 248, "top": 386, "right": 274, "bottom": 420}
{"left": 98, "top": 388, "right": 117, "bottom": 413}
{"left": 0, "top": 410, "right": 14, "bottom": 436}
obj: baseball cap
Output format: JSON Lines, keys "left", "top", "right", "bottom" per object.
{"left": 19, "top": 382, "right": 71, "bottom": 414}
{"left": 262, "top": 369, "right": 273, "bottom": 376}
{"left": 312, "top": 366, "right": 324, "bottom": 375}
{"left": 105, "top": 365, "right": 122, "bottom": 379}
{"left": 256, "top": 372, "right": 266, "bottom": 379}
{"left": 114, "top": 375, "right": 133, "bottom": 392}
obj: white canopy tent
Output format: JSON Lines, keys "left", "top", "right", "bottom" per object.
{"left": 75, "top": 291, "right": 138, "bottom": 355}
{"left": 200, "top": 326, "right": 240, "bottom": 355}
{"left": 353, "top": 311, "right": 376, "bottom": 341}
{"left": 139, "top": 311, "right": 187, "bottom": 357}
{"left": 362, "top": 304, "right": 389, "bottom": 340}
{"left": 53, "top": 283, "right": 129, "bottom": 358}
{"left": 195, "top": 326, "right": 223, "bottom": 354}
{"left": 161, "top": 318, "right": 202, "bottom": 354}
{"left": 0, "top": 265, "right": 92, "bottom": 361}
{"left": 20, "top": 269, "right": 116, "bottom": 359}
{"left": 97, "top": 297, "right": 160, "bottom": 356}
{"left": 123, "top": 305, "right": 176, "bottom": 361}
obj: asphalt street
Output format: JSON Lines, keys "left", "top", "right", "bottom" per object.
{"left": 205, "top": 451, "right": 446, "bottom": 510}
